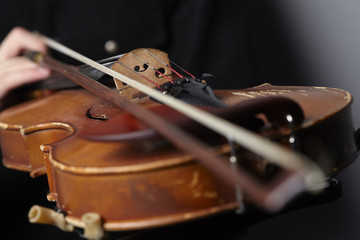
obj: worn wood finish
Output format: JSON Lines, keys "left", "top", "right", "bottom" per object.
{"left": 0, "top": 83, "right": 356, "bottom": 231}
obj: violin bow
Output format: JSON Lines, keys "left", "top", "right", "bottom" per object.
{"left": 26, "top": 34, "right": 326, "bottom": 211}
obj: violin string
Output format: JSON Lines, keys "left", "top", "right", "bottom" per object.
{"left": 145, "top": 48, "right": 184, "bottom": 79}
{"left": 169, "top": 59, "right": 196, "bottom": 79}
{"left": 130, "top": 52, "right": 175, "bottom": 84}
{"left": 115, "top": 59, "right": 165, "bottom": 92}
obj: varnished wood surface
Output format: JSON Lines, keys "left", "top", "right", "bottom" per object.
{"left": 0, "top": 84, "right": 356, "bottom": 233}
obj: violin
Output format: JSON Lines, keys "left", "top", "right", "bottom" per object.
{"left": 0, "top": 36, "right": 358, "bottom": 240}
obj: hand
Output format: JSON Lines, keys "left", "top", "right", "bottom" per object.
{"left": 0, "top": 27, "right": 50, "bottom": 98}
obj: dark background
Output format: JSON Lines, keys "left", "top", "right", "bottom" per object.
{"left": 1, "top": 0, "right": 360, "bottom": 239}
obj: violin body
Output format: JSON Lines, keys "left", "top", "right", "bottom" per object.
{"left": 0, "top": 88, "right": 237, "bottom": 232}
{"left": 0, "top": 83, "right": 357, "bottom": 234}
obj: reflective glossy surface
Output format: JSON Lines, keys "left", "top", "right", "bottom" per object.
{"left": 1, "top": 156, "right": 359, "bottom": 239}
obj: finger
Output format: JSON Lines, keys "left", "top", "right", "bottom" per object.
{"left": 0, "top": 27, "right": 47, "bottom": 61}
{"left": 0, "top": 67, "right": 50, "bottom": 98}
{"left": 0, "top": 62, "right": 50, "bottom": 97}
{"left": 0, "top": 56, "right": 41, "bottom": 75}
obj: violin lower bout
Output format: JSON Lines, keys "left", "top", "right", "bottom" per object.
{"left": 47, "top": 154, "right": 237, "bottom": 231}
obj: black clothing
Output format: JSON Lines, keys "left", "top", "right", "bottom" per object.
{"left": 0, "top": 0, "right": 304, "bottom": 89}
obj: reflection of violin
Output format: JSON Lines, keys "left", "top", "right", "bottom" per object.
{"left": 0, "top": 36, "right": 358, "bottom": 239}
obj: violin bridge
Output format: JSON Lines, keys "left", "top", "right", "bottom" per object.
{"left": 111, "top": 48, "right": 172, "bottom": 100}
